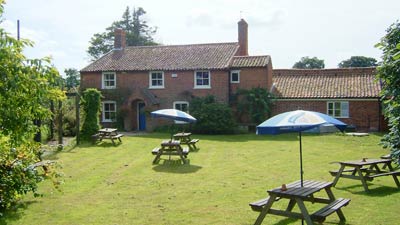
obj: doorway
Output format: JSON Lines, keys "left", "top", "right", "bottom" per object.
{"left": 137, "top": 102, "right": 146, "bottom": 131}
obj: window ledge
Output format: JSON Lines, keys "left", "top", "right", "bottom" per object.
{"left": 148, "top": 86, "right": 165, "bottom": 89}
{"left": 194, "top": 86, "right": 211, "bottom": 89}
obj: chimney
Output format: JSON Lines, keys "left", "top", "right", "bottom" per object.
{"left": 114, "top": 28, "right": 126, "bottom": 50}
{"left": 237, "top": 19, "right": 248, "bottom": 56}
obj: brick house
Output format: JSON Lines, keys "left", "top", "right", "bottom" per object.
{"left": 80, "top": 19, "right": 383, "bottom": 132}
{"left": 272, "top": 68, "right": 383, "bottom": 131}
{"left": 80, "top": 19, "right": 273, "bottom": 131}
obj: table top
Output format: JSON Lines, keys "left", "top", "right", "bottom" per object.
{"left": 98, "top": 128, "right": 117, "bottom": 133}
{"left": 173, "top": 132, "right": 192, "bottom": 137}
{"left": 268, "top": 180, "right": 332, "bottom": 198}
{"left": 338, "top": 158, "right": 391, "bottom": 166}
{"left": 161, "top": 139, "right": 181, "bottom": 146}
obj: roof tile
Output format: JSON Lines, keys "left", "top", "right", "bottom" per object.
{"left": 272, "top": 68, "right": 380, "bottom": 98}
{"left": 81, "top": 43, "right": 239, "bottom": 72}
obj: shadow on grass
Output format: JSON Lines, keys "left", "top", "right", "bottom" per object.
{"left": 152, "top": 159, "right": 202, "bottom": 174}
{"left": 335, "top": 184, "right": 400, "bottom": 196}
{"left": 0, "top": 200, "right": 37, "bottom": 224}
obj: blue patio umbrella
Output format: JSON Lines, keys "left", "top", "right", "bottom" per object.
{"left": 257, "top": 110, "right": 347, "bottom": 187}
{"left": 151, "top": 109, "right": 197, "bottom": 139}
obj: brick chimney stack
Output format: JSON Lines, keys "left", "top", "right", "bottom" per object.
{"left": 114, "top": 28, "right": 126, "bottom": 50}
{"left": 237, "top": 19, "right": 248, "bottom": 56}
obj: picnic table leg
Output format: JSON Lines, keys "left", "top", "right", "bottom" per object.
{"left": 153, "top": 151, "right": 162, "bottom": 164}
{"left": 286, "top": 199, "right": 296, "bottom": 211}
{"left": 332, "top": 164, "right": 346, "bottom": 187}
{"left": 355, "top": 166, "right": 369, "bottom": 192}
{"left": 295, "top": 197, "right": 313, "bottom": 225}
{"left": 386, "top": 163, "right": 400, "bottom": 188}
{"left": 254, "top": 194, "right": 277, "bottom": 225}
{"left": 325, "top": 187, "right": 346, "bottom": 221}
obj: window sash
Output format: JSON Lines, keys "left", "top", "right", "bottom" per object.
{"left": 103, "top": 102, "right": 116, "bottom": 122}
{"left": 327, "top": 101, "right": 349, "bottom": 118}
{"left": 149, "top": 71, "right": 164, "bottom": 88}
{"left": 102, "top": 72, "right": 116, "bottom": 89}
{"left": 195, "top": 71, "right": 210, "bottom": 87}
{"left": 230, "top": 70, "right": 240, "bottom": 83}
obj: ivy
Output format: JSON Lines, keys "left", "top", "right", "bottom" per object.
{"left": 80, "top": 89, "right": 102, "bottom": 141}
{"left": 376, "top": 21, "right": 400, "bottom": 164}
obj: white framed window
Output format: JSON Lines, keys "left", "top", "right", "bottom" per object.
{"left": 102, "top": 101, "right": 117, "bottom": 122}
{"left": 327, "top": 101, "right": 349, "bottom": 118}
{"left": 102, "top": 72, "right": 116, "bottom": 89}
{"left": 230, "top": 70, "right": 240, "bottom": 83}
{"left": 149, "top": 71, "right": 164, "bottom": 88}
{"left": 174, "top": 101, "right": 189, "bottom": 124}
{"left": 194, "top": 71, "right": 211, "bottom": 89}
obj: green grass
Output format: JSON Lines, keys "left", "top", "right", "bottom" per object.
{"left": 1, "top": 133, "right": 399, "bottom": 225}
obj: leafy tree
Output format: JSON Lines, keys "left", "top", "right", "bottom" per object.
{"left": 87, "top": 6, "right": 158, "bottom": 61}
{"left": 338, "top": 56, "right": 377, "bottom": 68}
{"left": 235, "top": 88, "right": 275, "bottom": 124}
{"left": 293, "top": 56, "right": 325, "bottom": 69}
{"left": 0, "top": 3, "right": 64, "bottom": 211}
{"left": 190, "top": 96, "right": 236, "bottom": 134}
{"left": 80, "top": 89, "right": 102, "bottom": 140}
{"left": 64, "top": 68, "right": 80, "bottom": 89}
{"left": 376, "top": 21, "right": 400, "bottom": 164}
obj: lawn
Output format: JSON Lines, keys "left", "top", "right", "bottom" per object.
{"left": 1, "top": 132, "right": 399, "bottom": 225}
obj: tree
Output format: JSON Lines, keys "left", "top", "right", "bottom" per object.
{"left": 80, "top": 89, "right": 102, "bottom": 140}
{"left": 376, "top": 21, "right": 400, "bottom": 164}
{"left": 293, "top": 56, "right": 325, "bottom": 69}
{"left": 338, "top": 56, "right": 378, "bottom": 68}
{"left": 189, "top": 96, "right": 236, "bottom": 134}
{"left": 64, "top": 68, "right": 80, "bottom": 89}
{"left": 0, "top": 3, "right": 64, "bottom": 211}
{"left": 87, "top": 6, "right": 158, "bottom": 61}
{"left": 235, "top": 88, "right": 275, "bottom": 124}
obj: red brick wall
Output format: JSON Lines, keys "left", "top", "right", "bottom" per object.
{"left": 272, "top": 100, "right": 382, "bottom": 132}
{"left": 230, "top": 67, "right": 270, "bottom": 93}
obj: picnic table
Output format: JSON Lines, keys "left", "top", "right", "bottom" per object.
{"left": 94, "top": 128, "right": 124, "bottom": 145}
{"left": 330, "top": 158, "right": 400, "bottom": 192}
{"left": 173, "top": 132, "right": 199, "bottom": 150}
{"left": 152, "top": 140, "right": 189, "bottom": 164}
{"left": 249, "top": 180, "right": 350, "bottom": 225}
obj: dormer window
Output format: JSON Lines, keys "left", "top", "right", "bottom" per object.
{"left": 102, "top": 72, "right": 116, "bottom": 89}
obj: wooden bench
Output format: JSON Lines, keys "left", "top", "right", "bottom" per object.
{"left": 152, "top": 147, "right": 161, "bottom": 155}
{"left": 101, "top": 133, "right": 124, "bottom": 145}
{"left": 329, "top": 167, "right": 368, "bottom": 176}
{"left": 365, "top": 171, "right": 400, "bottom": 180}
{"left": 188, "top": 139, "right": 199, "bottom": 149}
{"left": 311, "top": 198, "right": 350, "bottom": 222}
{"left": 91, "top": 133, "right": 101, "bottom": 143}
{"left": 249, "top": 197, "right": 270, "bottom": 212}
{"left": 182, "top": 147, "right": 189, "bottom": 157}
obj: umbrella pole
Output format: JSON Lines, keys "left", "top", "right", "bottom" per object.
{"left": 299, "top": 131, "right": 303, "bottom": 187}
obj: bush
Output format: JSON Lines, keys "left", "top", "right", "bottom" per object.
{"left": 80, "top": 89, "right": 101, "bottom": 141}
{"left": 190, "top": 96, "right": 236, "bottom": 134}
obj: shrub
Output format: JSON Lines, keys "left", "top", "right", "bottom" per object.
{"left": 80, "top": 89, "right": 102, "bottom": 141}
{"left": 190, "top": 96, "right": 236, "bottom": 134}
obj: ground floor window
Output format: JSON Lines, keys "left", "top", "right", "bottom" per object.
{"left": 327, "top": 101, "right": 349, "bottom": 118}
{"left": 102, "top": 101, "right": 117, "bottom": 122}
{"left": 174, "top": 101, "right": 189, "bottom": 124}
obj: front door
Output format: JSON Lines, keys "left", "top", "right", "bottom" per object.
{"left": 138, "top": 102, "right": 146, "bottom": 131}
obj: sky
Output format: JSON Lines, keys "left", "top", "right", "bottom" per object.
{"left": 1, "top": 0, "right": 400, "bottom": 75}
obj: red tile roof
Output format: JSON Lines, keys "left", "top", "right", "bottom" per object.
{"left": 81, "top": 43, "right": 240, "bottom": 72}
{"left": 231, "top": 55, "right": 270, "bottom": 68}
{"left": 272, "top": 68, "right": 380, "bottom": 99}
